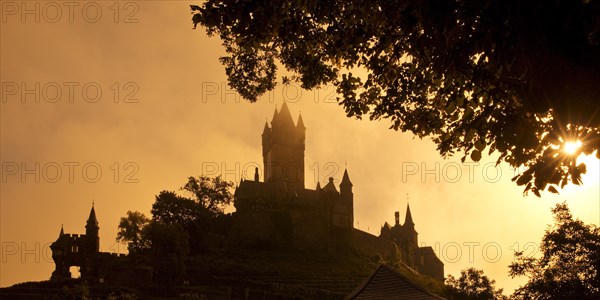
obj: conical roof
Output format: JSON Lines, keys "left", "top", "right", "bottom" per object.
{"left": 340, "top": 169, "right": 353, "bottom": 187}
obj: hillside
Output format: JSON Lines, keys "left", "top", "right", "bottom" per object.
{"left": 0, "top": 248, "right": 446, "bottom": 299}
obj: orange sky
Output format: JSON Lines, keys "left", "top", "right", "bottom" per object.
{"left": 1, "top": 2, "right": 598, "bottom": 294}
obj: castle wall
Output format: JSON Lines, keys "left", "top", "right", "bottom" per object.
{"left": 352, "top": 229, "right": 398, "bottom": 261}
{"left": 418, "top": 247, "right": 445, "bottom": 281}
{"left": 226, "top": 205, "right": 333, "bottom": 252}
{"left": 226, "top": 212, "right": 287, "bottom": 249}
{"left": 288, "top": 208, "right": 329, "bottom": 251}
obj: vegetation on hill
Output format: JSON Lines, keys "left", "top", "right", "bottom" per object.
{"left": 0, "top": 247, "right": 445, "bottom": 299}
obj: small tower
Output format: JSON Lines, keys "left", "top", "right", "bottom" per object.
{"left": 262, "top": 119, "right": 272, "bottom": 179}
{"left": 340, "top": 169, "right": 354, "bottom": 225}
{"left": 50, "top": 225, "right": 68, "bottom": 280}
{"left": 85, "top": 204, "right": 100, "bottom": 253}
{"left": 403, "top": 203, "right": 418, "bottom": 245}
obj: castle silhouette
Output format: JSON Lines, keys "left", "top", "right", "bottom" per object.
{"left": 50, "top": 204, "right": 101, "bottom": 280}
{"left": 228, "top": 102, "right": 444, "bottom": 280}
{"left": 228, "top": 103, "right": 354, "bottom": 253}
{"left": 49, "top": 102, "right": 443, "bottom": 282}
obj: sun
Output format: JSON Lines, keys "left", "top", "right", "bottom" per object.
{"left": 563, "top": 140, "right": 582, "bottom": 155}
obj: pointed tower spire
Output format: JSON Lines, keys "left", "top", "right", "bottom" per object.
{"left": 296, "top": 112, "right": 305, "bottom": 129}
{"left": 263, "top": 119, "right": 270, "bottom": 133}
{"left": 271, "top": 108, "right": 279, "bottom": 125}
{"left": 316, "top": 182, "right": 322, "bottom": 191}
{"left": 85, "top": 203, "right": 100, "bottom": 253}
{"left": 404, "top": 203, "right": 414, "bottom": 227}
{"left": 340, "top": 169, "right": 353, "bottom": 188}
{"left": 87, "top": 203, "right": 98, "bottom": 228}
{"left": 278, "top": 102, "right": 295, "bottom": 127}
{"left": 55, "top": 225, "right": 65, "bottom": 241}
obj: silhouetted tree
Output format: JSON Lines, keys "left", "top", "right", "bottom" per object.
{"left": 182, "top": 176, "right": 234, "bottom": 215}
{"left": 151, "top": 191, "right": 206, "bottom": 227}
{"left": 145, "top": 221, "right": 189, "bottom": 292}
{"left": 116, "top": 211, "right": 150, "bottom": 256}
{"left": 151, "top": 177, "right": 233, "bottom": 254}
{"left": 509, "top": 202, "right": 600, "bottom": 299}
{"left": 445, "top": 268, "right": 506, "bottom": 300}
{"left": 191, "top": 1, "right": 600, "bottom": 195}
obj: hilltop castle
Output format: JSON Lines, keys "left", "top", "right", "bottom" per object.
{"left": 50, "top": 205, "right": 101, "bottom": 280}
{"left": 49, "top": 103, "right": 443, "bottom": 282}
{"left": 229, "top": 103, "right": 444, "bottom": 280}
{"left": 50, "top": 206, "right": 151, "bottom": 284}
{"left": 228, "top": 103, "right": 354, "bottom": 253}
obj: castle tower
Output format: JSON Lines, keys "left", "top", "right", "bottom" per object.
{"left": 403, "top": 203, "right": 418, "bottom": 246}
{"left": 50, "top": 225, "right": 68, "bottom": 279}
{"left": 85, "top": 204, "right": 100, "bottom": 253}
{"left": 262, "top": 102, "right": 305, "bottom": 193}
{"left": 340, "top": 169, "right": 354, "bottom": 225}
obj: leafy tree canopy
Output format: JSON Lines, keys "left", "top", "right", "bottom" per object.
{"left": 116, "top": 211, "right": 150, "bottom": 255}
{"left": 191, "top": 0, "right": 600, "bottom": 195}
{"left": 150, "top": 176, "right": 234, "bottom": 254}
{"left": 445, "top": 268, "right": 506, "bottom": 300}
{"left": 509, "top": 202, "right": 600, "bottom": 299}
{"left": 151, "top": 190, "right": 206, "bottom": 227}
{"left": 182, "top": 175, "right": 234, "bottom": 215}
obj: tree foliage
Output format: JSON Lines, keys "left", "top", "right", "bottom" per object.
{"left": 150, "top": 176, "right": 234, "bottom": 254}
{"left": 191, "top": 0, "right": 600, "bottom": 195}
{"left": 445, "top": 268, "right": 506, "bottom": 300}
{"left": 182, "top": 176, "right": 234, "bottom": 215}
{"left": 145, "top": 221, "right": 189, "bottom": 291}
{"left": 509, "top": 202, "right": 600, "bottom": 299}
{"left": 151, "top": 190, "right": 207, "bottom": 228}
{"left": 116, "top": 211, "right": 150, "bottom": 255}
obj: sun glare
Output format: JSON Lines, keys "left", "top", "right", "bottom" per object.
{"left": 563, "top": 140, "right": 582, "bottom": 155}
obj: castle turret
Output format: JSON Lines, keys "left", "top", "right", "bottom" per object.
{"left": 340, "top": 169, "right": 353, "bottom": 191}
{"left": 50, "top": 225, "right": 68, "bottom": 280}
{"left": 404, "top": 203, "right": 418, "bottom": 245}
{"left": 262, "top": 120, "right": 272, "bottom": 175}
{"left": 85, "top": 204, "right": 100, "bottom": 253}
{"left": 404, "top": 203, "right": 415, "bottom": 227}
{"left": 340, "top": 169, "right": 354, "bottom": 227}
{"left": 296, "top": 113, "right": 305, "bottom": 130}
{"left": 58, "top": 225, "right": 64, "bottom": 239}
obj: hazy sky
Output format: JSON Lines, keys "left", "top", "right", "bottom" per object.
{"left": 1, "top": 2, "right": 598, "bottom": 294}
